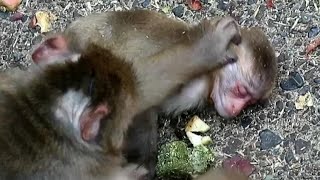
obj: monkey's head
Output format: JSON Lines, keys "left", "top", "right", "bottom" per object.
{"left": 211, "top": 27, "right": 277, "bottom": 118}
{"left": 31, "top": 35, "right": 137, "bottom": 150}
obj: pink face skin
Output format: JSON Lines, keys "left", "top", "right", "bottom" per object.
{"left": 211, "top": 63, "right": 261, "bottom": 118}
{"left": 210, "top": 43, "right": 271, "bottom": 118}
{"left": 211, "top": 82, "right": 257, "bottom": 118}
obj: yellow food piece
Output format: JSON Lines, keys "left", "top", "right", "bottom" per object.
{"left": 35, "top": 11, "right": 57, "bottom": 33}
{"left": 185, "top": 115, "right": 210, "bottom": 133}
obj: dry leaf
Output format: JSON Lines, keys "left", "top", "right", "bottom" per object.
{"left": 185, "top": 115, "right": 210, "bottom": 133}
{"left": 266, "top": 0, "right": 275, "bottom": 9}
{"left": 9, "top": 12, "right": 24, "bottom": 21}
{"left": 222, "top": 155, "right": 255, "bottom": 177}
{"left": 186, "top": 0, "right": 202, "bottom": 11}
{"left": 306, "top": 37, "right": 320, "bottom": 56}
{"left": 295, "top": 92, "right": 313, "bottom": 110}
{"left": 32, "top": 11, "right": 57, "bottom": 33}
{"left": 0, "top": 0, "right": 22, "bottom": 11}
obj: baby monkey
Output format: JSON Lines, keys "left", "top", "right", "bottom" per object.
{"left": 1, "top": 16, "right": 241, "bottom": 179}
{"left": 59, "top": 10, "right": 277, "bottom": 119}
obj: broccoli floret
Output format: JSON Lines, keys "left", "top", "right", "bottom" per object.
{"left": 156, "top": 141, "right": 216, "bottom": 179}
{"left": 189, "top": 145, "right": 215, "bottom": 174}
{"left": 156, "top": 141, "right": 192, "bottom": 178}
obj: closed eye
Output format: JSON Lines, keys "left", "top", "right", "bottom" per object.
{"left": 233, "top": 84, "right": 248, "bottom": 98}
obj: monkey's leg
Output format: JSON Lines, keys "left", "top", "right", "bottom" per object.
{"left": 123, "top": 107, "right": 159, "bottom": 180}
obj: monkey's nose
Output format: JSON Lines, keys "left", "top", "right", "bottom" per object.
{"left": 229, "top": 104, "right": 242, "bottom": 116}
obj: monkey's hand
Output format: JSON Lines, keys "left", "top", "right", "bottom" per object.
{"left": 196, "top": 16, "right": 242, "bottom": 68}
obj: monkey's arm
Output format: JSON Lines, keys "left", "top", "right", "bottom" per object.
{"left": 134, "top": 17, "right": 240, "bottom": 111}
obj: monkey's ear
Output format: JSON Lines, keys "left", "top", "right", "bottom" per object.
{"left": 31, "top": 35, "right": 79, "bottom": 67}
{"left": 79, "top": 104, "right": 110, "bottom": 142}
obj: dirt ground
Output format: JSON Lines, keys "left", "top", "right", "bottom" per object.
{"left": 0, "top": 0, "right": 320, "bottom": 179}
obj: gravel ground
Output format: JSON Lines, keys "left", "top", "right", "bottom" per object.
{"left": 1, "top": 0, "right": 320, "bottom": 179}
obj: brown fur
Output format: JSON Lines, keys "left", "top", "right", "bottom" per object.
{"left": 0, "top": 44, "right": 145, "bottom": 179}
{"left": 1, "top": 12, "right": 241, "bottom": 179}
{"left": 30, "top": 9, "right": 276, "bottom": 179}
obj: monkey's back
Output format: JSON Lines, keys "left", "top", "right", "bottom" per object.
{"left": 0, "top": 69, "right": 106, "bottom": 179}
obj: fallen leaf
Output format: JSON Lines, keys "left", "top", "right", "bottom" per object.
{"left": 186, "top": 0, "right": 202, "bottom": 11}
{"left": 0, "top": 0, "right": 21, "bottom": 11}
{"left": 185, "top": 115, "right": 210, "bottom": 133}
{"left": 9, "top": 12, "right": 24, "bottom": 21}
{"left": 266, "top": 0, "right": 275, "bottom": 9}
{"left": 31, "top": 11, "right": 57, "bottom": 33}
{"left": 306, "top": 38, "right": 320, "bottom": 56}
{"left": 295, "top": 92, "right": 313, "bottom": 110}
{"left": 29, "top": 16, "right": 37, "bottom": 28}
{"left": 222, "top": 155, "right": 255, "bottom": 177}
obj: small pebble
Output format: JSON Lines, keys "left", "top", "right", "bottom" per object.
{"left": 298, "top": 85, "right": 310, "bottom": 95}
{"left": 0, "top": 12, "right": 9, "bottom": 19}
{"left": 277, "top": 52, "right": 287, "bottom": 62}
{"left": 314, "top": 77, "right": 320, "bottom": 84}
{"left": 284, "top": 149, "right": 295, "bottom": 163}
{"left": 300, "top": 124, "right": 310, "bottom": 132}
{"left": 294, "top": 40, "right": 302, "bottom": 46}
{"left": 282, "top": 64, "right": 289, "bottom": 70}
{"left": 247, "top": 0, "right": 257, "bottom": 5}
{"left": 217, "top": 0, "right": 229, "bottom": 11}
{"left": 308, "top": 26, "right": 320, "bottom": 38}
{"left": 32, "top": 35, "right": 43, "bottom": 46}
{"left": 286, "top": 101, "right": 295, "bottom": 109}
{"left": 201, "top": 0, "right": 208, "bottom": 4}
{"left": 287, "top": 110, "right": 295, "bottom": 117}
{"left": 280, "top": 72, "right": 304, "bottom": 91}
{"left": 142, "top": 0, "right": 151, "bottom": 8}
{"left": 275, "top": 101, "right": 284, "bottom": 112}
{"left": 259, "top": 113, "right": 266, "bottom": 120}
{"left": 240, "top": 116, "right": 252, "bottom": 128}
{"left": 285, "top": 93, "right": 292, "bottom": 100}
{"left": 294, "top": 139, "right": 311, "bottom": 154}
{"left": 259, "top": 129, "right": 282, "bottom": 150}
{"left": 172, "top": 5, "right": 184, "bottom": 18}
{"left": 300, "top": 14, "right": 312, "bottom": 24}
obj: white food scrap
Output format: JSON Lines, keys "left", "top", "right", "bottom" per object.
{"left": 33, "top": 11, "right": 57, "bottom": 33}
{"left": 186, "top": 132, "right": 213, "bottom": 147}
{"left": 185, "top": 115, "right": 210, "bottom": 133}
{"left": 295, "top": 92, "right": 313, "bottom": 110}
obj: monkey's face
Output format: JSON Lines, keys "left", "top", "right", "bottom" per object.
{"left": 211, "top": 43, "right": 275, "bottom": 118}
{"left": 211, "top": 64, "right": 252, "bottom": 118}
